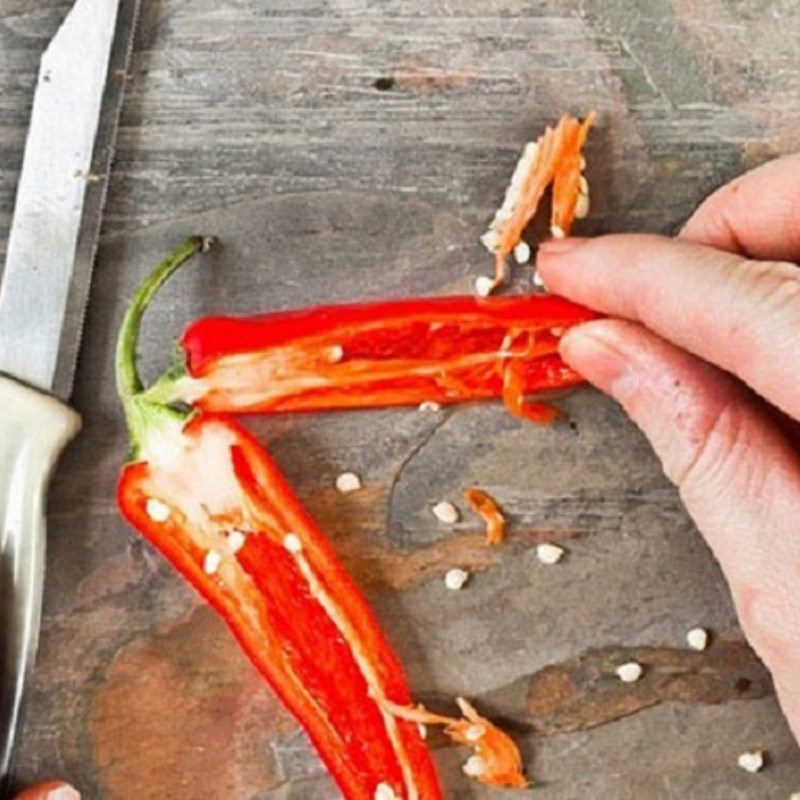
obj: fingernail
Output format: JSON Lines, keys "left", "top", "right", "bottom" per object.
{"left": 560, "top": 322, "right": 633, "bottom": 397}
{"left": 538, "top": 236, "right": 589, "bottom": 257}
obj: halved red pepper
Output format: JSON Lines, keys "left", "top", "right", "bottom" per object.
{"left": 115, "top": 238, "right": 442, "bottom": 800}
{"left": 146, "top": 294, "right": 598, "bottom": 423}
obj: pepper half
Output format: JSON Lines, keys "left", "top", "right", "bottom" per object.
{"left": 146, "top": 294, "right": 598, "bottom": 423}
{"left": 115, "top": 238, "right": 442, "bottom": 800}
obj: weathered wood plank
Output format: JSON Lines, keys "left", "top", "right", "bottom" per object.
{"left": 2, "top": 0, "right": 800, "bottom": 797}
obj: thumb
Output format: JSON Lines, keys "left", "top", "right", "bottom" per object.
{"left": 561, "top": 318, "right": 800, "bottom": 741}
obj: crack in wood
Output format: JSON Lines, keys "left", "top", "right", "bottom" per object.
{"left": 383, "top": 409, "right": 454, "bottom": 543}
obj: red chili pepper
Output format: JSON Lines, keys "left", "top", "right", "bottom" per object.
{"left": 115, "top": 238, "right": 442, "bottom": 800}
{"left": 146, "top": 294, "right": 598, "bottom": 423}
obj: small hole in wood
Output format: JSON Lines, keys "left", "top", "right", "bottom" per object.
{"left": 734, "top": 677, "right": 752, "bottom": 694}
{"left": 373, "top": 76, "right": 396, "bottom": 91}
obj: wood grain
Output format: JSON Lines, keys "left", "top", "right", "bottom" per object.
{"left": 2, "top": 0, "right": 800, "bottom": 797}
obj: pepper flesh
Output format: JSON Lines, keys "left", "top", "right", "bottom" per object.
{"left": 463, "top": 488, "right": 505, "bottom": 546}
{"left": 148, "top": 295, "right": 598, "bottom": 422}
{"left": 382, "top": 697, "right": 528, "bottom": 789}
{"left": 116, "top": 239, "right": 442, "bottom": 800}
{"left": 481, "top": 112, "right": 596, "bottom": 290}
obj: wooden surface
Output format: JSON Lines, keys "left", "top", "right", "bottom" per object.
{"left": 2, "top": 0, "right": 800, "bottom": 797}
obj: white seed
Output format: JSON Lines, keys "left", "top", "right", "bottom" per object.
{"left": 536, "top": 543, "right": 564, "bottom": 565}
{"left": 550, "top": 326, "right": 565, "bottom": 337}
{"left": 432, "top": 501, "right": 460, "bottom": 524}
{"left": 417, "top": 723, "right": 428, "bottom": 739}
{"left": 465, "top": 724, "right": 485, "bottom": 743}
{"left": 227, "top": 529, "right": 247, "bottom": 555}
{"left": 533, "top": 269, "right": 546, "bottom": 288}
{"left": 686, "top": 627, "right": 709, "bottom": 651}
{"left": 419, "top": 401, "right": 442, "bottom": 413}
{"left": 335, "top": 471, "right": 362, "bottom": 494}
{"left": 574, "top": 191, "right": 590, "bottom": 220}
{"left": 203, "top": 549, "right": 222, "bottom": 575}
{"left": 463, "top": 755, "right": 487, "bottom": 778}
{"left": 284, "top": 533, "right": 303, "bottom": 553}
{"left": 373, "top": 783, "right": 399, "bottom": 800}
{"left": 551, "top": 224, "right": 566, "bottom": 239}
{"left": 616, "top": 661, "right": 644, "bottom": 683}
{"left": 578, "top": 174, "right": 589, "bottom": 196}
{"left": 480, "top": 230, "right": 500, "bottom": 252}
{"left": 328, "top": 345, "right": 344, "bottom": 363}
{"left": 738, "top": 750, "right": 764, "bottom": 773}
{"left": 474, "top": 275, "right": 495, "bottom": 298}
{"left": 145, "top": 498, "right": 170, "bottom": 522}
{"left": 444, "top": 568, "right": 470, "bottom": 591}
{"left": 579, "top": 155, "right": 587, "bottom": 171}
{"left": 513, "top": 240, "right": 531, "bottom": 264}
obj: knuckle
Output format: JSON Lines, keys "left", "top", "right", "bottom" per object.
{"left": 729, "top": 258, "right": 800, "bottom": 332}
{"left": 721, "top": 259, "right": 800, "bottom": 396}
{"left": 673, "top": 399, "right": 752, "bottom": 492}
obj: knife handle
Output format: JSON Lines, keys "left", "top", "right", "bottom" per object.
{"left": 0, "top": 375, "right": 81, "bottom": 783}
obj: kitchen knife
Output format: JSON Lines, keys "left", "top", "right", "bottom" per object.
{"left": 0, "top": 0, "right": 139, "bottom": 785}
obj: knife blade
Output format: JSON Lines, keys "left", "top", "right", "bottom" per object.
{"left": 0, "top": 0, "right": 139, "bottom": 399}
{"left": 0, "top": 0, "right": 140, "bottom": 785}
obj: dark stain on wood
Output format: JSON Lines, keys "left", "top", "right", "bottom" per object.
{"left": 90, "top": 605, "right": 290, "bottom": 800}
{"left": 390, "top": 66, "right": 477, "bottom": 93}
{"left": 524, "top": 640, "right": 772, "bottom": 736}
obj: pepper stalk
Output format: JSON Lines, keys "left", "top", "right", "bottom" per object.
{"left": 115, "top": 235, "right": 214, "bottom": 459}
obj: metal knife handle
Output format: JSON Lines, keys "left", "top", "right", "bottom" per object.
{"left": 0, "top": 375, "right": 80, "bottom": 784}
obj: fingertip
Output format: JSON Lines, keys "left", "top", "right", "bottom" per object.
{"left": 559, "top": 320, "right": 634, "bottom": 397}
{"left": 536, "top": 237, "right": 591, "bottom": 295}
{"left": 536, "top": 233, "right": 671, "bottom": 307}
{"left": 563, "top": 319, "right": 762, "bottom": 489}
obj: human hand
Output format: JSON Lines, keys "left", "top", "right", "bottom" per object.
{"left": 537, "top": 153, "right": 800, "bottom": 743}
{"left": 14, "top": 781, "right": 79, "bottom": 800}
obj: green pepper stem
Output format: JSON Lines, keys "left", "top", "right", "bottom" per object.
{"left": 115, "top": 235, "right": 214, "bottom": 457}
{"left": 115, "top": 236, "right": 210, "bottom": 401}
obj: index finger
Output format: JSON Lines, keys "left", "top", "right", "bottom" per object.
{"left": 680, "top": 153, "right": 800, "bottom": 261}
{"left": 537, "top": 233, "right": 800, "bottom": 421}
